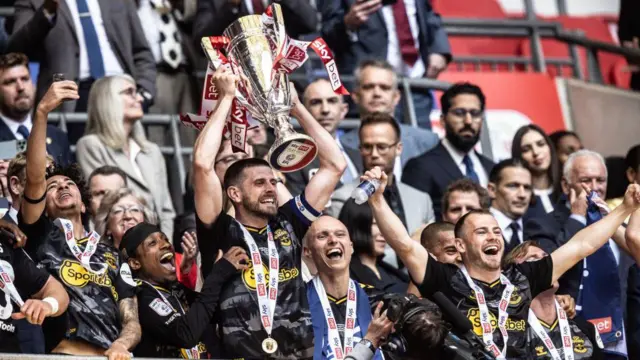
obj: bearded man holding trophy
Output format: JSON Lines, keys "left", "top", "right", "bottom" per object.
{"left": 188, "top": 4, "right": 350, "bottom": 359}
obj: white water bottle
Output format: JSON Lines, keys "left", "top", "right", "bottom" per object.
{"left": 351, "top": 179, "right": 381, "bottom": 205}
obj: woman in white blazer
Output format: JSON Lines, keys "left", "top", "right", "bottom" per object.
{"left": 76, "top": 74, "right": 176, "bottom": 238}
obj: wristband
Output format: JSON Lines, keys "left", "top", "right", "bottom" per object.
{"left": 42, "top": 297, "right": 59, "bottom": 314}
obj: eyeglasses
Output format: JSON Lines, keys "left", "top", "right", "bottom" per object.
{"left": 119, "top": 87, "right": 137, "bottom": 98}
{"left": 110, "top": 204, "right": 143, "bottom": 217}
{"left": 359, "top": 142, "right": 398, "bottom": 155}
{"left": 448, "top": 108, "right": 483, "bottom": 119}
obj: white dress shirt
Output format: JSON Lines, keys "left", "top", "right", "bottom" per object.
{"left": 533, "top": 187, "right": 555, "bottom": 214}
{"left": 380, "top": 0, "right": 426, "bottom": 78}
{"left": 490, "top": 207, "right": 523, "bottom": 246}
{"left": 64, "top": 0, "right": 123, "bottom": 80}
{"left": 128, "top": 138, "right": 145, "bottom": 184}
{"left": 0, "top": 114, "right": 32, "bottom": 139}
{"left": 441, "top": 138, "right": 489, "bottom": 187}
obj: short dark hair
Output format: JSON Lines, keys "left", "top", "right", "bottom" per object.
{"left": 88, "top": 165, "right": 127, "bottom": 186}
{"left": 46, "top": 162, "right": 91, "bottom": 212}
{"left": 354, "top": 59, "right": 396, "bottom": 89}
{"left": 0, "top": 53, "right": 29, "bottom": 71}
{"left": 511, "top": 124, "right": 561, "bottom": 202}
{"left": 223, "top": 158, "right": 271, "bottom": 190}
{"left": 440, "top": 82, "right": 486, "bottom": 115}
{"left": 403, "top": 309, "right": 449, "bottom": 357}
{"left": 549, "top": 130, "right": 581, "bottom": 150}
{"left": 488, "top": 158, "right": 529, "bottom": 185}
{"left": 502, "top": 240, "right": 543, "bottom": 268}
{"left": 454, "top": 209, "right": 493, "bottom": 239}
{"left": 338, "top": 199, "right": 374, "bottom": 256}
{"left": 441, "top": 178, "right": 490, "bottom": 214}
{"left": 626, "top": 144, "right": 640, "bottom": 172}
{"left": 358, "top": 112, "right": 401, "bottom": 142}
{"left": 420, "top": 222, "right": 455, "bottom": 252}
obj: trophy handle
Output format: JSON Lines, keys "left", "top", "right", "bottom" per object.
{"left": 267, "top": 114, "right": 318, "bottom": 173}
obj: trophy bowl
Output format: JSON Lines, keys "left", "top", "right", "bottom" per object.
{"left": 222, "top": 9, "right": 318, "bottom": 172}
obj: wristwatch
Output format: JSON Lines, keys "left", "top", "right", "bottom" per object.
{"left": 359, "top": 338, "right": 376, "bottom": 353}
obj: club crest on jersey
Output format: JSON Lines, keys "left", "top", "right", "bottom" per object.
{"left": 274, "top": 228, "right": 291, "bottom": 246}
{"left": 572, "top": 335, "right": 588, "bottom": 353}
{"left": 149, "top": 298, "right": 172, "bottom": 316}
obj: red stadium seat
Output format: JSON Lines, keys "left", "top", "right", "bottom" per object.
{"left": 432, "top": 0, "right": 506, "bottom": 18}
{"left": 611, "top": 58, "right": 632, "bottom": 89}
{"left": 520, "top": 16, "right": 624, "bottom": 84}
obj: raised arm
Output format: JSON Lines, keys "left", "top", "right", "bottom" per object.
{"left": 290, "top": 87, "right": 346, "bottom": 211}
{"left": 366, "top": 167, "right": 430, "bottom": 284}
{"left": 551, "top": 184, "right": 640, "bottom": 283}
{"left": 192, "top": 68, "right": 237, "bottom": 225}
{"left": 22, "top": 81, "right": 79, "bottom": 225}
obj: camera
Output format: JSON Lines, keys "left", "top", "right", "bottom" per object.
{"left": 379, "top": 293, "right": 495, "bottom": 360}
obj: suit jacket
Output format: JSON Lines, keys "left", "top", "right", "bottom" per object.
{"left": 75, "top": 134, "right": 175, "bottom": 238}
{"left": 523, "top": 204, "right": 585, "bottom": 299}
{"left": 326, "top": 179, "right": 435, "bottom": 235}
{"left": 401, "top": 142, "right": 494, "bottom": 220}
{"left": 284, "top": 145, "right": 363, "bottom": 197}
{"left": 319, "top": 0, "right": 451, "bottom": 76}
{"left": 340, "top": 124, "right": 439, "bottom": 169}
{"left": 193, "top": 0, "right": 318, "bottom": 40}
{"left": 8, "top": 0, "right": 157, "bottom": 109}
{"left": 0, "top": 120, "right": 71, "bottom": 166}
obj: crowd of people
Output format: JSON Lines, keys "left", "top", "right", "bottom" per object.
{"left": 0, "top": 0, "right": 636, "bottom": 360}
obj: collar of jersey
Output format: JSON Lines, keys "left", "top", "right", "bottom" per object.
{"left": 146, "top": 282, "right": 170, "bottom": 293}
{"left": 473, "top": 278, "right": 502, "bottom": 288}
{"left": 75, "top": 237, "right": 90, "bottom": 245}
{"left": 326, "top": 282, "right": 371, "bottom": 304}
{"left": 538, "top": 318, "right": 558, "bottom": 330}
{"left": 243, "top": 224, "right": 268, "bottom": 234}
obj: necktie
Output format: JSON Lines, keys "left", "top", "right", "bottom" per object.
{"left": 76, "top": 0, "right": 105, "bottom": 79}
{"left": 148, "top": 0, "right": 184, "bottom": 69}
{"left": 391, "top": 0, "right": 419, "bottom": 66}
{"left": 17, "top": 125, "right": 29, "bottom": 140}
{"left": 505, "top": 222, "right": 521, "bottom": 256}
{"left": 462, "top": 155, "right": 480, "bottom": 184}
{"left": 252, "top": 0, "right": 265, "bottom": 14}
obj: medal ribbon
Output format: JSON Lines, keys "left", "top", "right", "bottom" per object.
{"left": 312, "top": 277, "right": 357, "bottom": 359}
{"left": 460, "top": 265, "right": 515, "bottom": 359}
{"left": 238, "top": 222, "right": 279, "bottom": 339}
{"left": 0, "top": 261, "right": 24, "bottom": 308}
{"left": 527, "top": 300, "right": 574, "bottom": 360}
{"left": 142, "top": 281, "right": 201, "bottom": 359}
{"left": 54, "top": 218, "right": 106, "bottom": 275}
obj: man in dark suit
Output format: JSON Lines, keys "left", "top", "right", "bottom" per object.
{"left": 402, "top": 82, "right": 494, "bottom": 220}
{"left": 0, "top": 53, "right": 71, "bottom": 166}
{"left": 193, "top": 0, "right": 318, "bottom": 40}
{"left": 525, "top": 149, "right": 632, "bottom": 356}
{"left": 285, "top": 78, "right": 363, "bottom": 197}
{"left": 320, "top": 0, "right": 450, "bottom": 127}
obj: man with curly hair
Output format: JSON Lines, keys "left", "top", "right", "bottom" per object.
{"left": 19, "top": 81, "right": 140, "bottom": 360}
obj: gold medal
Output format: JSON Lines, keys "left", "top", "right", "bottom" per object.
{"left": 262, "top": 337, "right": 278, "bottom": 354}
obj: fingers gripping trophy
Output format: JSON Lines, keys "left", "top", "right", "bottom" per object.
{"left": 183, "top": 4, "right": 349, "bottom": 172}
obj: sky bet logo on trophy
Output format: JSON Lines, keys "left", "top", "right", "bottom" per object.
{"left": 180, "top": 3, "right": 349, "bottom": 172}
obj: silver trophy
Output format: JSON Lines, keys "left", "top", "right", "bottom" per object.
{"left": 214, "top": 5, "right": 318, "bottom": 172}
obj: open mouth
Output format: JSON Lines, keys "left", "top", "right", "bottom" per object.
{"left": 260, "top": 197, "right": 276, "bottom": 205}
{"left": 326, "top": 248, "right": 343, "bottom": 261}
{"left": 57, "top": 191, "right": 72, "bottom": 201}
{"left": 159, "top": 252, "right": 176, "bottom": 272}
{"left": 482, "top": 245, "right": 500, "bottom": 256}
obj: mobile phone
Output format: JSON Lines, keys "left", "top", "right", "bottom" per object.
{"left": 0, "top": 140, "right": 20, "bottom": 160}
{"left": 381, "top": 0, "right": 397, "bottom": 5}
{"left": 53, "top": 73, "right": 65, "bottom": 82}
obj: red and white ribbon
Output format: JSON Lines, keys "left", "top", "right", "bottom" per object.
{"left": 238, "top": 222, "right": 279, "bottom": 339}
{"left": 460, "top": 265, "right": 515, "bottom": 359}
{"left": 54, "top": 218, "right": 106, "bottom": 274}
{"left": 312, "top": 276, "right": 358, "bottom": 359}
{"left": 528, "top": 300, "right": 574, "bottom": 360}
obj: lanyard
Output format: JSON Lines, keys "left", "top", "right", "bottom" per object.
{"left": 460, "top": 265, "right": 515, "bottom": 359}
{"left": 54, "top": 218, "right": 107, "bottom": 274}
{"left": 142, "top": 281, "right": 201, "bottom": 359}
{"left": 238, "top": 221, "right": 279, "bottom": 339}
{"left": 0, "top": 260, "right": 24, "bottom": 319}
{"left": 528, "top": 300, "right": 574, "bottom": 360}
{"left": 312, "top": 277, "right": 358, "bottom": 359}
